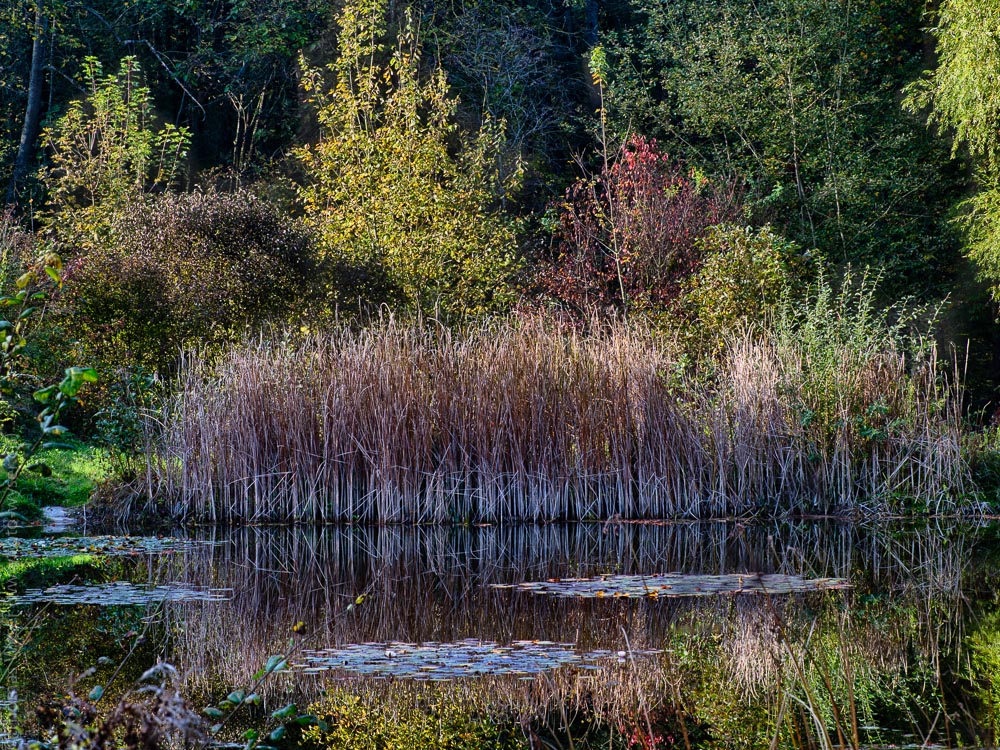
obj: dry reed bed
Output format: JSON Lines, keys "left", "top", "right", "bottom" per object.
{"left": 153, "top": 320, "right": 968, "bottom": 522}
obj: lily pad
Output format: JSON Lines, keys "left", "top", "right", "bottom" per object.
{"left": 12, "top": 582, "right": 232, "bottom": 606}
{"left": 491, "top": 573, "right": 851, "bottom": 599}
{"left": 296, "top": 639, "right": 660, "bottom": 680}
{"left": 0, "top": 535, "right": 215, "bottom": 560}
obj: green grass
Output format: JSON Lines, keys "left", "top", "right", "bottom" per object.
{"left": 0, "top": 435, "right": 109, "bottom": 518}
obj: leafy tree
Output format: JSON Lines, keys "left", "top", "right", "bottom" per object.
{"left": 37, "top": 56, "right": 190, "bottom": 260}
{"left": 906, "top": 0, "right": 1000, "bottom": 301}
{"left": 0, "top": 1, "right": 44, "bottom": 203}
{"left": 905, "top": 0, "right": 1000, "bottom": 169}
{"left": 41, "top": 57, "right": 189, "bottom": 216}
{"left": 602, "top": 0, "right": 965, "bottom": 297}
{"left": 1, "top": 0, "right": 339, "bottom": 203}
{"left": 295, "top": 0, "right": 521, "bottom": 318}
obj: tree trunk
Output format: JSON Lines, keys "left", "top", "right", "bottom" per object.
{"left": 9, "top": 5, "right": 47, "bottom": 202}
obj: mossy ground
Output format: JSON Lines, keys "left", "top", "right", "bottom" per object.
{"left": 0, "top": 436, "right": 108, "bottom": 520}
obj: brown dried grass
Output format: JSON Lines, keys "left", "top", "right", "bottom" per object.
{"left": 149, "top": 317, "right": 969, "bottom": 522}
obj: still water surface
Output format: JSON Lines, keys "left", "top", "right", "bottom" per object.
{"left": 5, "top": 520, "right": 999, "bottom": 747}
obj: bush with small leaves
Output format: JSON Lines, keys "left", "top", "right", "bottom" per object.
{"left": 303, "top": 687, "right": 519, "bottom": 750}
{"left": 681, "top": 224, "right": 813, "bottom": 350}
{"left": 62, "top": 188, "right": 323, "bottom": 375}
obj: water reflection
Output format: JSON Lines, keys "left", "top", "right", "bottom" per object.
{"left": 6, "top": 520, "right": 997, "bottom": 747}
{"left": 164, "top": 522, "right": 974, "bottom": 691}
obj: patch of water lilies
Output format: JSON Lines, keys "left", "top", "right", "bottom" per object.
{"left": 12, "top": 582, "right": 232, "bottom": 606}
{"left": 491, "top": 573, "right": 851, "bottom": 599}
{"left": 296, "top": 639, "right": 661, "bottom": 680}
{"left": 0, "top": 535, "right": 214, "bottom": 559}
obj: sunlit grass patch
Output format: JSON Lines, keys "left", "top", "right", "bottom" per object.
{"left": 0, "top": 436, "right": 109, "bottom": 515}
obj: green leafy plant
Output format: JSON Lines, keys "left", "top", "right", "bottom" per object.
{"left": 904, "top": 0, "right": 1000, "bottom": 170}
{"left": 0, "top": 256, "right": 96, "bottom": 514}
{"left": 903, "top": 0, "right": 1000, "bottom": 302}
{"left": 41, "top": 56, "right": 190, "bottom": 221}
{"left": 295, "top": 0, "right": 521, "bottom": 318}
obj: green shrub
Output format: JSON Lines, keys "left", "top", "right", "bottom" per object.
{"left": 40, "top": 56, "right": 189, "bottom": 252}
{"left": 63, "top": 188, "right": 323, "bottom": 374}
{"left": 764, "top": 271, "right": 952, "bottom": 501}
{"left": 681, "top": 224, "right": 812, "bottom": 350}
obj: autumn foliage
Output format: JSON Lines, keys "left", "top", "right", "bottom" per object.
{"left": 539, "top": 135, "right": 741, "bottom": 314}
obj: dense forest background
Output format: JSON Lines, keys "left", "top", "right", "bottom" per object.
{"left": 2, "top": 0, "right": 999, "bottom": 417}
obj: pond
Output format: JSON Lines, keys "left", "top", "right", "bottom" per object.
{"left": 2, "top": 519, "right": 999, "bottom": 748}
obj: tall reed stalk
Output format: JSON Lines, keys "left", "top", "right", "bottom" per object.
{"left": 150, "top": 314, "right": 968, "bottom": 523}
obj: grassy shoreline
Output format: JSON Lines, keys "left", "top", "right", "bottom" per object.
{"left": 0, "top": 436, "right": 107, "bottom": 520}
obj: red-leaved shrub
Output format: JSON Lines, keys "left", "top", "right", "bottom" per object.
{"left": 539, "top": 135, "right": 741, "bottom": 314}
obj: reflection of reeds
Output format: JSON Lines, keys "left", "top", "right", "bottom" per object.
{"left": 151, "top": 319, "right": 968, "bottom": 523}
{"left": 159, "top": 521, "right": 967, "bottom": 714}
{"left": 5, "top": 523, "right": 981, "bottom": 748}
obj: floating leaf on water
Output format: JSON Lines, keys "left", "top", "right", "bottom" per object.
{"left": 12, "top": 582, "right": 232, "bottom": 607}
{"left": 491, "top": 573, "right": 851, "bottom": 599}
{"left": 295, "top": 639, "right": 659, "bottom": 681}
{"left": 0, "top": 535, "right": 219, "bottom": 560}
